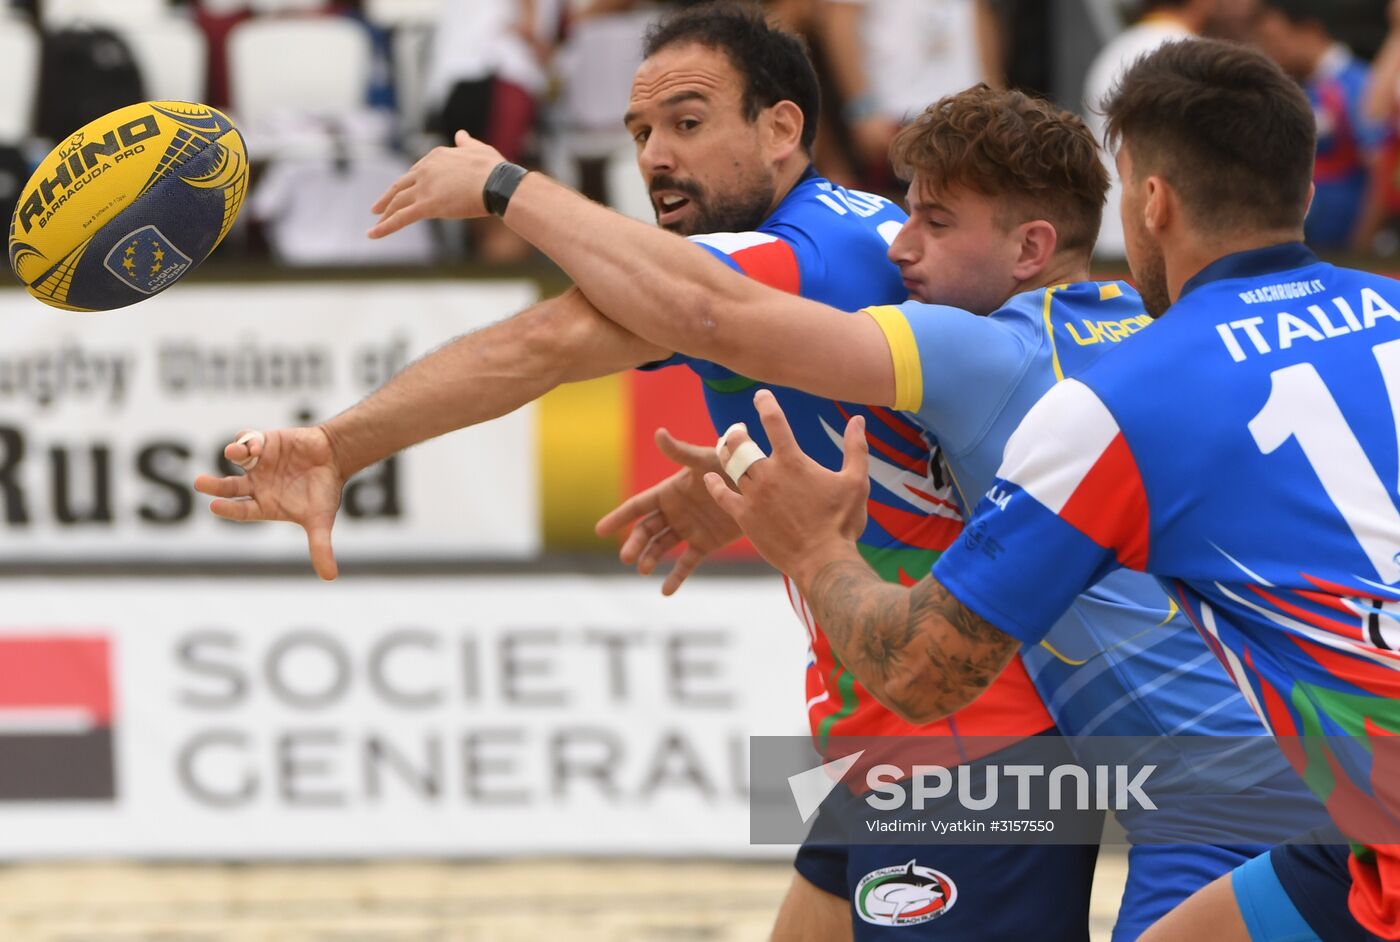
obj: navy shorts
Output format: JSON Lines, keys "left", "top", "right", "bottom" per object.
{"left": 793, "top": 731, "right": 1100, "bottom": 940}
{"left": 1266, "top": 834, "right": 1382, "bottom": 942}
{"left": 1110, "top": 764, "right": 1335, "bottom": 941}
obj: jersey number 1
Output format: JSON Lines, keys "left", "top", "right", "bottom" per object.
{"left": 1248, "top": 338, "right": 1400, "bottom": 585}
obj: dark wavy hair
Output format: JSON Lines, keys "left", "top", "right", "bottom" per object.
{"left": 643, "top": 1, "right": 821, "bottom": 153}
{"left": 1103, "top": 38, "right": 1314, "bottom": 233}
{"left": 890, "top": 85, "right": 1108, "bottom": 256}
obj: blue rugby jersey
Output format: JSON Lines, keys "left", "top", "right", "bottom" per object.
{"left": 932, "top": 244, "right": 1400, "bottom": 934}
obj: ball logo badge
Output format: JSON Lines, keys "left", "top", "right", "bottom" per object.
{"left": 103, "top": 225, "right": 193, "bottom": 295}
{"left": 854, "top": 860, "right": 957, "bottom": 927}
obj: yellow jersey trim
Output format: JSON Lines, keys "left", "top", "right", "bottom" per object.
{"left": 1042, "top": 284, "right": 1069, "bottom": 383}
{"left": 1038, "top": 639, "right": 1091, "bottom": 667}
{"left": 944, "top": 458, "right": 972, "bottom": 521}
{"left": 866, "top": 305, "right": 923, "bottom": 412}
{"left": 1099, "top": 282, "right": 1123, "bottom": 301}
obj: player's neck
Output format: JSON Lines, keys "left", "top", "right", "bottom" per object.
{"left": 1166, "top": 228, "right": 1306, "bottom": 304}
{"left": 767, "top": 158, "right": 812, "bottom": 214}
{"left": 1026, "top": 254, "right": 1092, "bottom": 293}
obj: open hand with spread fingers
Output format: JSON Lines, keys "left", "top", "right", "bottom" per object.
{"left": 368, "top": 130, "right": 506, "bottom": 239}
{"left": 702, "top": 389, "right": 869, "bottom": 583}
{"left": 595, "top": 428, "right": 744, "bottom": 595}
{"left": 192, "top": 426, "right": 346, "bottom": 581}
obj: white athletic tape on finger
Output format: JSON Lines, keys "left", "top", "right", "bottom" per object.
{"left": 722, "top": 441, "right": 768, "bottom": 484}
{"left": 234, "top": 430, "right": 265, "bottom": 471}
{"left": 715, "top": 423, "right": 748, "bottom": 458}
{"left": 716, "top": 423, "right": 767, "bottom": 484}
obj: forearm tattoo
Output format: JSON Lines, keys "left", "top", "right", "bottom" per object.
{"left": 804, "top": 559, "right": 1018, "bottom": 722}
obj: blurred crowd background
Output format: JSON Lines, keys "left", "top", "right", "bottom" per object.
{"left": 2, "top": 0, "right": 1397, "bottom": 270}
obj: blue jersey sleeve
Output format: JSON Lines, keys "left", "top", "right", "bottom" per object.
{"left": 864, "top": 300, "right": 1031, "bottom": 456}
{"left": 933, "top": 378, "right": 1146, "bottom": 644}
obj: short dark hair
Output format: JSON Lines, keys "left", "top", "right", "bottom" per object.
{"left": 891, "top": 85, "right": 1108, "bottom": 256}
{"left": 1103, "top": 39, "right": 1315, "bottom": 234}
{"left": 643, "top": 1, "right": 821, "bottom": 153}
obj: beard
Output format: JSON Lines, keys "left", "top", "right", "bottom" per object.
{"left": 1133, "top": 244, "right": 1171, "bottom": 319}
{"left": 653, "top": 171, "right": 777, "bottom": 236}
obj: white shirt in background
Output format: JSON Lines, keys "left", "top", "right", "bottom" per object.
{"left": 1082, "top": 14, "right": 1196, "bottom": 259}
{"left": 423, "top": 0, "right": 561, "bottom": 109}
{"left": 836, "top": 0, "right": 985, "bottom": 122}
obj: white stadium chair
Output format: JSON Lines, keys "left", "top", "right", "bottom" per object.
{"left": 365, "top": 0, "right": 443, "bottom": 29}
{"left": 111, "top": 16, "right": 209, "bottom": 104}
{"left": 390, "top": 22, "right": 434, "bottom": 138}
{"left": 544, "top": 9, "right": 653, "bottom": 221}
{"left": 227, "top": 15, "right": 372, "bottom": 130}
{"left": 39, "top": 0, "right": 170, "bottom": 28}
{"left": 0, "top": 12, "right": 40, "bottom": 142}
{"left": 35, "top": 0, "right": 207, "bottom": 106}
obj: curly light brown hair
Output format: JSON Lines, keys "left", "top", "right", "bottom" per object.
{"left": 890, "top": 85, "right": 1108, "bottom": 256}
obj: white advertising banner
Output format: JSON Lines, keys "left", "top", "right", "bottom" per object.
{"left": 0, "top": 281, "right": 540, "bottom": 562}
{"left": 0, "top": 576, "right": 809, "bottom": 858}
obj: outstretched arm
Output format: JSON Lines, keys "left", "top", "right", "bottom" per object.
{"left": 322, "top": 286, "right": 666, "bottom": 476}
{"left": 701, "top": 390, "right": 1018, "bottom": 723}
{"left": 194, "top": 287, "right": 669, "bottom": 580}
{"left": 369, "top": 134, "right": 897, "bottom": 408}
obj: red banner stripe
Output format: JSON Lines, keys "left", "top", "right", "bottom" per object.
{"left": 0, "top": 637, "right": 112, "bottom": 722}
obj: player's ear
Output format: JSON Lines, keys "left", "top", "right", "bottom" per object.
{"left": 1012, "top": 219, "right": 1058, "bottom": 281}
{"left": 1143, "top": 175, "right": 1171, "bottom": 235}
{"left": 765, "top": 100, "right": 805, "bottom": 161}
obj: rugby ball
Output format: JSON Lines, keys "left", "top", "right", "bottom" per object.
{"left": 7, "top": 101, "right": 248, "bottom": 312}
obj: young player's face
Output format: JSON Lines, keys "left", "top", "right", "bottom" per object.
{"left": 1116, "top": 145, "right": 1170, "bottom": 318}
{"left": 625, "top": 43, "right": 779, "bottom": 235}
{"left": 887, "top": 181, "right": 1026, "bottom": 316}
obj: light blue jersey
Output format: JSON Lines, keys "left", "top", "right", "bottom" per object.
{"left": 868, "top": 282, "right": 1270, "bottom": 743}
{"left": 866, "top": 282, "right": 1329, "bottom": 940}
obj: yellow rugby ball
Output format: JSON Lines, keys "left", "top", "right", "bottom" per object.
{"left": 7, "top": 101, "right": 248, "bottom": 312}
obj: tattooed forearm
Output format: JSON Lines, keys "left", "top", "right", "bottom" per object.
{"left": 802, "top": 559, "right": 1018, "bottom": 723}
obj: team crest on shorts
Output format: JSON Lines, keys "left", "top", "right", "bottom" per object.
{"left": 854, "top": 860, "right": 957, "bottom": 927}
{"left": 104, "top": 225, "right": 193, "bottom": 295}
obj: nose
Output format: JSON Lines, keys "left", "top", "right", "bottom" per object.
{"left": 887, "top": 217, "right": 920, "bottom": 265}
{"left": 638, "top": 134, "right": 675, "bottom": 178}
